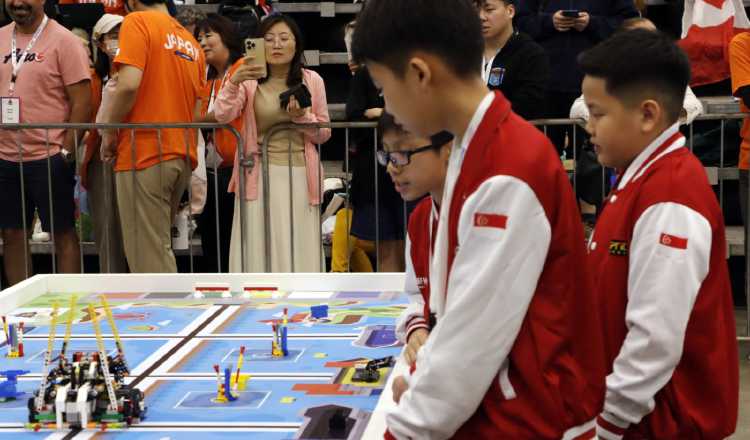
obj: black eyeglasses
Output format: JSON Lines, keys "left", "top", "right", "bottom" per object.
{"left": 376, "top": 131, "right": 454, "bottom": 167}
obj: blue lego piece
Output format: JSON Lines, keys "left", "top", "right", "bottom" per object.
{"left": 281, "top": 326, "right": 288, "bottom": 356}
{"left": 223, "top": 367, "right": 238, "bottom": 401}
{"left": 0, "top": 369, "right": 30, "bottom": 400}
{"left": 310, "top": 305, "right": 328, "bottom": 319}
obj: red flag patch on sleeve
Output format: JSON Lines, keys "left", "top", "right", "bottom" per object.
{"left": 659, "top": 233, "right": 688, "bottom": 249}
{"left": 474, "top": 213, "right": 507, "bottom": 229}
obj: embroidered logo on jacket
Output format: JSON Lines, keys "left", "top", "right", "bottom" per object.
{"left": 609, "top": 240, "right": 628, "bottom": 256}
{"left": 474, "top": 213, "right": 507, "bottom": 229}
{"left": 659, "top": 233, "right": 688, "bottom": 249}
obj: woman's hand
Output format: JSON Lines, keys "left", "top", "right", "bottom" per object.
{"left": 287, "top": 95, "right": 309, "bottom": 119}
{"left": 229, "top": 56, "right": 266, "bottom": 85}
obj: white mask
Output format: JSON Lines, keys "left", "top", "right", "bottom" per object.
{"left": 105, "top": 40, "right": 119, "bottom": 58}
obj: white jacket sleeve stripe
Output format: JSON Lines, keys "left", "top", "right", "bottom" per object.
{"left": 386, "top": 175, "right": 551, "bottom": 440}
{"left": 603, "top": 202, "right": 711, "bottom": 427}
{"left": 396, "top": 236, "right": 426, "bottom": 344}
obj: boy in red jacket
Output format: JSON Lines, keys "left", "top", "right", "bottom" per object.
{"left": 352, "top": 0, "right": 605, "bottom": 438}
{"left": 581, "top": 29, "right": 739, "bottom": 439}
{"left": 378, "top": 112, "right": 452, "bottom": 374}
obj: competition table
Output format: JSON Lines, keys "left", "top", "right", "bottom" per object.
{"left": 0, "top": 273, "right": 406, "bottom": 439}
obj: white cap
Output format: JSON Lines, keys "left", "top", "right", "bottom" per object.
{"left": 92, "top": 14, "right": 124, "bottom": 42}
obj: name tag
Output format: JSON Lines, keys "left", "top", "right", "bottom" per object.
{"left": 1, "top": 97, "right": 20, "bottom": 124}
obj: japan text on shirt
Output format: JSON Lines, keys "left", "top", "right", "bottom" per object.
{"left": 164, "top": 33, "right": 199, "bottom": 62}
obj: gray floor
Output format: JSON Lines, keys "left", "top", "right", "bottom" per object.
{"left": 734, "top": 311, "right": 750, "bottom": 439}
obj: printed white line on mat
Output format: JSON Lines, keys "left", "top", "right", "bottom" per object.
{"left": 181, "top": 306, "right": 225, "bottom": 336}
{"left": 196, "top": 306, "right": 241, "bottom": 336}
{"left": 129, "top": 338, "right": 184, "bottom": 376}
{"left": 152, "top": 339, "right": 204, "bottom": 374}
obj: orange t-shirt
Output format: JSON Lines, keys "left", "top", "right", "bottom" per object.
{"left": 729, "top": 31, "right": 750, "bottom": 170}
{"left": 58, "top": 0, "right": 126, "bottom": 16}
{"left": 113, "top": 11, "right": 205, "bottom": 172}
{"left": 201, "top": 60, "right": 244, "bottom": 167}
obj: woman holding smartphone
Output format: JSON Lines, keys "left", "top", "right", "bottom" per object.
{"left": 214, "top": 14, "right": 331, "bottom": 273}
{"left": 193, "top": 14, "right": 245, "bottom": 273}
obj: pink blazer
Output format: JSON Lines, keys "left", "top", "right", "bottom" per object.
{"left": 214, "top": 68, "right": 332, "bottom": 205}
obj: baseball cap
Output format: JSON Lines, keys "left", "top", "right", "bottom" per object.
{"left": 92, "top": 14, "right": 124, "bottom": 42}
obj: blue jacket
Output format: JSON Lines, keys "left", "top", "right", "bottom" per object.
{"left": 517, "top": 0, "right": 638, "bottom": 93}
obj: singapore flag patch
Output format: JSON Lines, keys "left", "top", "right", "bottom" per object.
{"left": 659, "top": 233, "right": 688, "bottom": 250}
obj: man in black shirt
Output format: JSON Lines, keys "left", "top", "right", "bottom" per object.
{"left": 476, "top": 0, "right": 550, "bottom": 120}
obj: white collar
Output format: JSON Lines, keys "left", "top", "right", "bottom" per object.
{"left": 456, "top": 92, "right": 495, "bottom": 155}
{"left": 617, "top": 123, "right": 682, "bottom": 190}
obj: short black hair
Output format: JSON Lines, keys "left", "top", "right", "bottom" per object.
{"left": 378, "top": 112, "right": 407, "bottom": 140}
{"left": 578, "top": 29, "right": 690, "bottom": 123}
{"left": 378, "top": 112, "right": 454, "bottom": 147}
{"left": 351, "top": 0, "right": 484, "bottom": 79}
{"left": 473, "top": 0, "right": 515, "bottom": 7}
{"left": 194, "top": 14, "right": 244, "bottom": 80}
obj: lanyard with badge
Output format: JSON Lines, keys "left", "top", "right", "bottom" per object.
{"left": 1, "top": 15, "right": 48, "bottom": 124}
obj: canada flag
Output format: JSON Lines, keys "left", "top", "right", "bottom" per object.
{"left": 679, "top": 0, "right": 750, "bottom": 86}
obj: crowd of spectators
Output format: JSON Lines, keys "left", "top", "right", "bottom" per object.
{"left": 0, "top": 0, "right": 744, "bottom": 285}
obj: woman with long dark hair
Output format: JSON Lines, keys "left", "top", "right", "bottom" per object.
{"left": 214, "top": 14, "right": 331, "bottom": 272}
{"left": 193, "top": 14, "right": 244, "bottom": 273}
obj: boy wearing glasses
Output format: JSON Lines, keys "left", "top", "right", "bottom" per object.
{"left": 352, "top": 0, "right": 605, "bottom": 438}
{"left": 376, "top": 113, "right": 452, "bottom": 379}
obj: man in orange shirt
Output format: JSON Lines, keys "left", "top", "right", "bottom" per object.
{"left": 101, "top": 0, "right": 205, "bottom": 273}
{"left": 730, "top": 32, "right": 750, "bottom": 224}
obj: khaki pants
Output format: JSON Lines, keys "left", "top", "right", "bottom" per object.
{"left": 87, "top": 155, "right": 128, "bottom": 273}
{"left": 115, "top": 159, "right": 190, "bottom": 273}
{"left": 228, "top": 164, "right": 322, "bottom": 273}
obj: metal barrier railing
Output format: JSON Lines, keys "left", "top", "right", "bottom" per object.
{"left": 0, "top": 122, "right": 243, "bottom": 283}
{"left": 1, "top": 116, "right": 748, "bottom": 339}
{"left": 256, "top": 115, "right": 749, "bottom": 340}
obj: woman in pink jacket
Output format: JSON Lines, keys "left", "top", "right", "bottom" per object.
{"left": 214, "top": 14, "right": 331, "bottom": 272}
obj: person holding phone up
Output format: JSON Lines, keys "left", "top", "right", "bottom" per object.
{"left": 214, "top": 13, "right": 331, "bottom": 273}
{"left": 517, "top": 0, "right": 638, "bottom": 153}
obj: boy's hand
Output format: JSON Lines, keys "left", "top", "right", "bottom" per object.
{"left": 573, "top": 12, "right": 590, "bottom": 32}
{"left": 392, "top": 375, "right": 409, "bottom": 404}
{"left": 404, "top": 328, "right": 429, "bottom": 365}
{"left": 553, "top": 11, "right": 576, "bottom": 32}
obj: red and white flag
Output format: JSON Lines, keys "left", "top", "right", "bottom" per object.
{"left": 679, "top": 0, "right": 750, "bottom": 86}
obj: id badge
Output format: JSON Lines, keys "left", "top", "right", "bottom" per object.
{"left": 1, "top": 97, "right": 20, "bottom": 124}
{"left": 488, "top": 67, "right": 506, "bottom": 87}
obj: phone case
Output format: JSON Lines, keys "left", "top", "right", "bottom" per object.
{"left": 244, "top": 38, "right": 267, "bottom": 78}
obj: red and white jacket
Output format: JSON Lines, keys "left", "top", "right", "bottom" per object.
{"left": 395, "top": 197, "right": 435, "bottom": 346}
{"left": 386, "top": 92, "right": 606, "bottom": 439}
{"left": 587, "top": 124, "right": 739, "bottom": 440}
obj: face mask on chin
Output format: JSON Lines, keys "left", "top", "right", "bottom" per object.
{"left": 105, "top": 40, "right": 119, "bottom": 58}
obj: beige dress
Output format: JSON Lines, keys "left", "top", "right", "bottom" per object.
{"left": 228, "top": 76, "right": 323, "bottom": 273}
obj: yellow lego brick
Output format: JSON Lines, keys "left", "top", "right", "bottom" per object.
{"left": 313, "top": 352, "right": 327, "bottom": 358}
{"left": 280, "top": 396, "right": 296, "bottom": 404}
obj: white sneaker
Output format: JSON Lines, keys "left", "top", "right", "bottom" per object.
{"left": 31, "top": 218, "right": 50, "bottom": 242}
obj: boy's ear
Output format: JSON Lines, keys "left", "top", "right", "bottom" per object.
{"left": 407, "top": 56, "right": 432, "bottom": 90}
{"left": 639, "top": 99, "right": 662, "bottom": 134}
